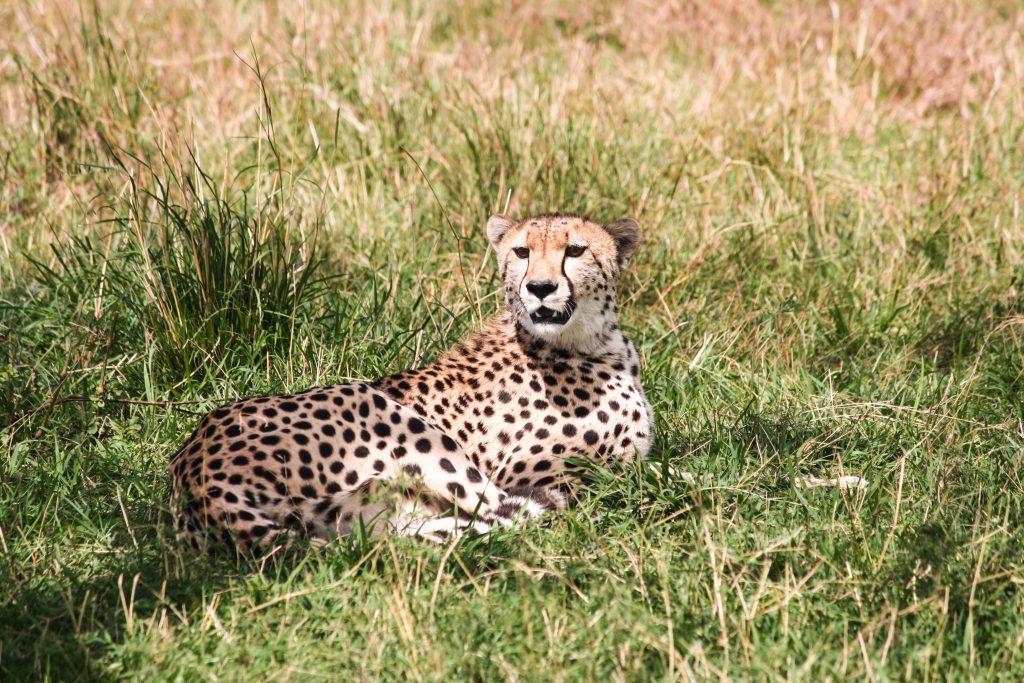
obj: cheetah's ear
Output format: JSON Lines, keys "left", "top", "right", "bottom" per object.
{"left": 603, "top": 218, "right": 642, "bottom": 268}
{"left": 486, "top": 214, "right": 517, "bottom": 247}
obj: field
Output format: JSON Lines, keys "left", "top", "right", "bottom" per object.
{"left": 2, "top": 0, "right": 1024, "bottom": 679}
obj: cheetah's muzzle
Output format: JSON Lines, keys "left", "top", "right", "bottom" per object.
{"left": 530, "top": 298, "right": 576, "bottom": 325}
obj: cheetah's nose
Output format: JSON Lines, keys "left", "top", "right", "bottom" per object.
{"left": 525, "top": 280, "right": 558, "bottom": 300}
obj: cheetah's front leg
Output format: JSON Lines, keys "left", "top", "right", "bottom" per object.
{"left": 359, "top": 386, "right": 555, "bottom": 536}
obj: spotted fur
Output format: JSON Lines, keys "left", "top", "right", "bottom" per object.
{"left": 170, "top": 213, "right": 653, "bottom": 552}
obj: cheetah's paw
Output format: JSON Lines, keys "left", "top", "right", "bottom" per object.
{"left": 487, "top": 486, "right": 565, "bottom": 528}
{"left": 406, "top": 517, "right": 491, "bottom": 543}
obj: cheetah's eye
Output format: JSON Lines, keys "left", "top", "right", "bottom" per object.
{"left": 565, "top": 244, "right": 587, "bottom": 258}
{"left": 512, "top": 247, "right": 530, "bottom": 259}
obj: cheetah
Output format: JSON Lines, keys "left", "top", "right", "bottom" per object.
{"left": 170, "top": 213, "right": 653, "bottom": 551}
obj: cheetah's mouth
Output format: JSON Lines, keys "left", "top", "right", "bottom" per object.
{"left": 530, "top": 301, "right": 575, "bottom": 326}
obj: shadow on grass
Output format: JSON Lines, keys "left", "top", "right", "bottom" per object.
{"left": 0, "top": 528, "right": 243, "bottom": 681}
{"left": 0, "top": 495, "right": 478, "bottom": 682}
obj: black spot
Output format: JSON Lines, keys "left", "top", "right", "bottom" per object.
{"left": 373, "top": 423, "right": 391, "bottom": 438}
{"left": 440, "top": 435, "right": 458, "bottom": 452}
{"left": 439, "top": 458, "right": 456, "bottom": 473}
{"left": 280, "top": 401, "right": 299, "bottom": 412}
{"left": 319, "top": 442, "right": 333, "bottom": 457}
{"left": 584, "top": 430, "right": 599, "bottom": 445}
{"left": 408, "top": 418, "right": 426, "bottom": 434}
{"left": 447, "top": 482, "right": 466, "bottom": 498}
{"left": 415, "top": 438, "right": 432, "bottom": 453}
{"left": 562, "top": 424, "right": 577, "bottom": 437}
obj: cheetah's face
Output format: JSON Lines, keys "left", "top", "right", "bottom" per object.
{"left": 486, "top": 213, "right": 641, "bottom": 347}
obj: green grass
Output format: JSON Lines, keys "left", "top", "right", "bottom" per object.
{"left": 2, "top": 1, "right": 1024, "bottom": 679}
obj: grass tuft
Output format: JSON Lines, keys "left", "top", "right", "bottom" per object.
{"left": 105, "top": 150, "right": 329, "bottom": 380}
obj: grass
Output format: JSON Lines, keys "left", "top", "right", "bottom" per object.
{"left": 2, "top": 0, "right": 1023, "bottom": 679}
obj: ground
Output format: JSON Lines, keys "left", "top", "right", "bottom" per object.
{"left": 2, "top": 0, "right": 1023, "bottom": 680}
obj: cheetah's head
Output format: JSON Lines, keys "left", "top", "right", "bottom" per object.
{"left": 486, "top": 213, "right": 641, "bottom": 351}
